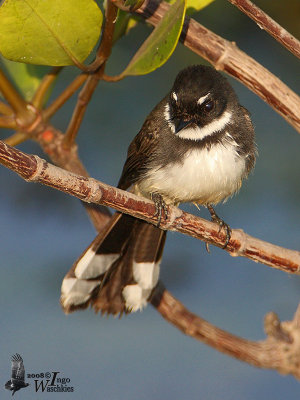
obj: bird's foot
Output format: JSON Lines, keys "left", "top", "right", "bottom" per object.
{"left": 151, "top": 193, "right": 168, "bottom": 227}
{"left": 207, "top": 204, "right": 232, "bottom": 249}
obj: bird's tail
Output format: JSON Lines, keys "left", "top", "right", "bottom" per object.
{"left": 61, "top": 213, "right": 166, "bottom": 316}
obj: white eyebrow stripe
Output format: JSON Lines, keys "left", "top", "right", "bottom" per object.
{"left": 171, "top": 91, "right": 178, "bottom": 101}
{"left": 197, "top": 93, "right": 210, "bottom": 105}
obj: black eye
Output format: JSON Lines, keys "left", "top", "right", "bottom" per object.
{"left": 203, "top": 100, "right": 214, "bottom": 112}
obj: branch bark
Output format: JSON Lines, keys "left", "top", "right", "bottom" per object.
{"left": 151, "top": 284, "right": 300, "bottom": 379}
{"left": 227, "top": 0, "right": 300, "bottom": 59}
{"left": 1, "top": 139, "right": 299, "bottom": 275}
{"left": 1, "top": 140, "right": 300, "bottom": 378}
{"left": 133, "top": 0, "right": 300, "bottom": 133}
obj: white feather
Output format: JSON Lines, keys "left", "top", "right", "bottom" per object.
{"left": 138, "top": 140, "right": 245, "bottom": 204}
{"left": 132, "top": 261, "right": 160, "bottom": 290}
{"left": 75, "top": 249, "right": 119, "bottom": 279}
{"left": 177, "top": 111, "right": 232, "bottom": 141}
{"left": 122, "top": 285, "right": 151, "bottom": 312}
{"left": 61, "top": 278, "right": 99, "bottom": 307}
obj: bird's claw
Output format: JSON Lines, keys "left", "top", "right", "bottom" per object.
{"left": 207, "top": 204, "right": 232, "bottom": 249}
{"left": 151, "top": 193, "right": 168, "bottom": 227}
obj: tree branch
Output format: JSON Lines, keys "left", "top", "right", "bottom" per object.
{"left": 35, "top": 126, "right": 111, "bottom": 231}
{"left": 1, "top": 139, "right": 299, "bottom": 274}
{"left": 0, "top": 69, "right": 29, "bottom": 121}
{"left": 133, "top": 0, "right": 300, "bottom": 133}
{"left": 0, "top": 100, "right": 13, "bottom": 115}
{"left": 63, "top": 0, "right": 118, "bottom": 148}
{"left": 4, "top": 132, "right": 28, "bottom": 146}
{"left": 32, "top": 67, "right": 62, "bottom": 108}
{"left": 150, "top": 283, "right": 300, "bottom": 379}
{"left": 42, "top": 73, "right": 88, "bottom": 121}
{"left": 227, "top": 0, "right": 300, "bottom": 59}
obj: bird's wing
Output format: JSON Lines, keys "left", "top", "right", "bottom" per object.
{"left": 11, "top": 354, "right": 25, "bottom": 382}
{"left": 117, "top": 97, "right": 167, "bottom": 190}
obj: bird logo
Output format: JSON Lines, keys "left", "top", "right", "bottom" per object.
{"left": 5, "top": 354, "right": 29, "bottom": 396}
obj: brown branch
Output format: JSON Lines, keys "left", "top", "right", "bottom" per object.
{"left": 0, "top": 69, "right": 29, "bottom": 122}
{"left": 150, "top": 283, "right": 300, "bottom": 379}
{"left": 94, "top": 0, "right": 119, "bottom": 67}
{"left": 34, "top": 127, "right": 111, "bottom": 231}
{"left": 62, "top": 74, "right": 101, "bottom": 147}
{"left": 0, "top": 101, "right": 13, "bottom": 116}
{"left": 133, "top": 0, "right": 300, "bottom": 133}
{"left": 42, "top": 73, "right": 88, "bottom": 120}
{"left": 63, "top": 1, "right": 118, "bottom": 148}
{"left": 227, "top": 0, "right": 300, "bottom": 59}
{"left": 0, "top": 115, "right": 17, "bottom": 129}
{"left": 4, "top": 132, "right": 28, "bottom": 146}
{"left": 0, "top": 68, "right": 44, "bottom": 133}
{"left": 32, "top": 67, "right": 63, "bottom": 108}
{"left": 0, "top": 139, "right": 299, "bottom": 274}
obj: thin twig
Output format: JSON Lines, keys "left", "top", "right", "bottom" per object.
{"left": 93, "top": 1, "right": 119, "bottom": 67}
{"left": 62, "top": 74, "right": 101, "bottom": 147}
{"left": 0, "top": 139, "right": 299, "bottom": 274}
{"left": 227, "top": 0, "right": 300, "bottom": 59}
{"left": 32, "top": 67, "right": 63, "bottom": 108}
{"left": 4, "top": 132, "right": 28, "bottom": 146}
{"left": 0, "top": 69, "right": 30, "bottom": 122}
{"left": 133, "top": 0, "right": 300, "bottom": 133}
{"left": 63, "top": 1, "right": 118, "bottom": 148}
{"left": 42, "top": 73, "right": 88, "bottom": 120}
{"left": 0, "top": 101, "right": 13, "bottom": 116}
{"left": 0, "top": 115, "right": 17, "bottom": 129}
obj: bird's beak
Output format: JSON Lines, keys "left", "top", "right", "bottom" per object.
{"left": 174, "top": 118, "right": 195, "bottom": 134}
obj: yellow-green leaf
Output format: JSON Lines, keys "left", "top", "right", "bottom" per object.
{"left": 121, "top": 0, "right": 187, "bottom": 77}
{"left": 113, "top": 9, "right": 139, "bottom": 43}
{"left": 187, "top": 0, "right": 215, "bottom": 16}
{"left": 0, "top": 0, "right": 102, "bottom": 66}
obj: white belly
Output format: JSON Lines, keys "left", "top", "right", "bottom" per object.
{"left": 137, "top": 142, "right": 246, "bottom": 205}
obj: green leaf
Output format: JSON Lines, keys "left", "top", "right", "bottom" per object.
{"left": 0, "top": 0, "right": 102, "bottom": 66}
{"left": 122, "top": 0, "right": 187, "bottom": 77}
{"left": 113, "top": 9, "right": 139, "bottom": 44}
{"left": 186, "top": 0, "right": 215, "bottom": 16}
{"left": 1, "top": 56, "right": 48, "bottom": 101}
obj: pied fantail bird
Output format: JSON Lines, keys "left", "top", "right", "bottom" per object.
{"left": 61, "top": 65, "right": 256, "bottom": 316}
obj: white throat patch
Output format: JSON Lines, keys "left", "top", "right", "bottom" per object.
{"left": 177, "top": 111, "right": 232, "bottom": 141}
{"left": 164, "top": 102, "right": 232, "bottom": 141}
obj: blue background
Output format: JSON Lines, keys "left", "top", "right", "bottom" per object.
{"left": 1, "top": 1, "right": 299, "bottom": 398}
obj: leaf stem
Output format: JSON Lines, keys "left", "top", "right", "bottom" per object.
{"left": 102, "top": 73, "right": 124, "bottom": 82}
